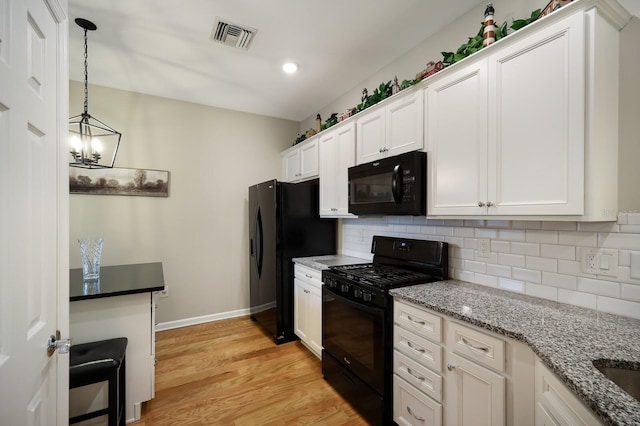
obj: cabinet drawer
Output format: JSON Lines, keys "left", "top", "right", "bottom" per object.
{"left": 394, "top": 300, "right": 442, "bottom": 343}
{"left": 395, "top": 326, "right": 443, "bottom": 373}
{"left": 446, "top": 321, "right": 505, "bottom": 372}
{"left": 394, "top": 375, "right": 442, "bottom": 426}
{"left": 294, "top": 264, "right": 322, "bottom": 284}
{"left": 394, "top": 350, "right": 442, "bottom": 402}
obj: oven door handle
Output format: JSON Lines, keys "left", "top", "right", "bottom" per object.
{"left": 392, "top": 164, "right": 403, "bottom": 204}
{"left": 323, "top": 286, "right": 384, "bottom": 317}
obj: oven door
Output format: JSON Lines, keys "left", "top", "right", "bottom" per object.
{"left": 322, "top": 285, "right": 385, "bottom": 394}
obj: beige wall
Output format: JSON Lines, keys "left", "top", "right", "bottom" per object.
{"left": 69, "top": 82, "right": 298, "bottom": 323}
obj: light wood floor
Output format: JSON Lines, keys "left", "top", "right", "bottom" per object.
{"left": 130, "top": 316, "right": 369, "bottom": 425}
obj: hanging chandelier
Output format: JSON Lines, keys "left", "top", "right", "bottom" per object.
{"left": 69, "top": 18, "right": 121, "bottom": 169}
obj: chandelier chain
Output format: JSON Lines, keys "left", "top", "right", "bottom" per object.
{"left": 83, "top": 28, "right": 89, "bottom": 115}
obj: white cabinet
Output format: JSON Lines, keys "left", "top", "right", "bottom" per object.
{"left": 319, "top": 121, "right": 356, "bottom": 217}
{"left": 427, "top": 2, "right": 626, "bottom": 221}
{"left": 393, "top": 299, "right": 535, "bottom": 426}
{"left": 356, "top": 89, "right": 424, "bottom": 164}
{"left": 282, "top": 136, "right": 319, "bottom": 182}
{"left": 534, "top": 358, "right": 603, "bottom": 426}
{"left": 293, "top": 264, "right": 323, "bottom": 358}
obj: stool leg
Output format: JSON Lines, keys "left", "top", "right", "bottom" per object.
{"left": 108, "top": 365, "right": 118, "bottom": 426}
{"left": 119, "top": 357, "right": 126, "bottom": 426}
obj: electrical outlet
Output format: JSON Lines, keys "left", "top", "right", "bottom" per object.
{"left": 581, "top": 248, "right": 618, "bottom": 277}
{"left": 159, "top": 286, "right": 169, "bottom": 298}
{"left": 478, "top": 238, "right": 491, "bottom": 258}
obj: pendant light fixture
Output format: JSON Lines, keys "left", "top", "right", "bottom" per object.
{"left": 69, "top": 18, "right": 121, "bottom": 169}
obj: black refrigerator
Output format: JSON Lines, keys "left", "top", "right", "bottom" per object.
{"left": 249, "top": 178, "right": 336, "bottom": 344}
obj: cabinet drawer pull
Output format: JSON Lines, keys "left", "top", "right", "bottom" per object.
{"left": 407, "top": 315, "right": 426, "bottom": 325}
{"left": 407, "top": 406, "right": 425, "bottom": 422}
{"left": 305, "top": 274, "right": 313, "bottom": 279}
{"left": 406, "top": 367, "right": 425, "bottom": 381}
{"left": 478, "top": 201, "right": 485, "bottom": 207}
{"left": 447, "top": 363, "right": 456, "bottom": 371}
{"left": 462, "top": 337, "right": 489, "bottom": 353}
{"left": 407, "top": 341, "right": 425, "bottom": 353}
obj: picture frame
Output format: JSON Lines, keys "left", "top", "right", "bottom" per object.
{"left": 69, "top": 167, "right": 170, "bottom": 197}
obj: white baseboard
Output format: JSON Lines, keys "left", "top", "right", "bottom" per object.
{"left": 155, "top": 308, "right": 251, "bottom": 332}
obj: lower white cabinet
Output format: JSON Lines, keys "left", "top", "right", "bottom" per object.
{"left": 394, "top": 375, "right": 443, "bottom": 426}
{"left": 393, "top": 299, "right": 535, "bottom": 426}
{"left": 293, "top": 264, "right": 323, "bottom": 358}
{"left": 534, "top": 358, "right": 602, "bottom": 426}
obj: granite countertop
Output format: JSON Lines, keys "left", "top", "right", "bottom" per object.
{"left": 70, "top": 262, "right": 165, "bottom": 301}
{"left": 292, "top": 254, "right": 370, "bottom": 271}
{"left": 390, "top": 280, "right": 640, "bottom": 426}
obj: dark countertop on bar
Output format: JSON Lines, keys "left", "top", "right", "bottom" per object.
{"left": 70, "top": 262, "right": 165, "bottom": 301}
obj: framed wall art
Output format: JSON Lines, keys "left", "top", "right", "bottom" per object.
{"left": 69, "top": 167, "right": 170, "bottom": 197}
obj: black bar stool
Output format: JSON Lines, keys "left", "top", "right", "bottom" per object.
{"left": 69, "top": 337, "right": 128, "bottom": 426}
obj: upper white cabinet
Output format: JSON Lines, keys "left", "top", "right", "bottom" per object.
{"left": 319, "top": 121, "right": 357, "bottom": 217}
{"left": 427, "top": 1, "right": 629, "bottom": 220}
{"left": 282, "top": 136, "right": 319, "bottom": 182}
{"left": 356, "top": 89, "right": 424, "bottom": 164}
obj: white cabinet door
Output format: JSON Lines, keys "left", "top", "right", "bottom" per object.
{"left": 445, "top": 352, "right": 505, "bottom": 426}
{"left": 356, "top": 106, "right": 386, "bottom": 164}
{"left": 319, "top": 131, "right": 337, "bottom": 216}
{"left": 488, "top": 11, "right": 585, "bottom": 215}
{"left": 386, "top": 89, "right": 424, "bottom": 157}
{"left": 306, "top": 280, "right": 323, "bottom": 357}
{"left": 282, "top": 148, "right": 301, "bottom": 182}
{"left": 299, "top": 137, "right": 319, "bottom": 180}
{"left": 427, "top": 59, "right": 488, "bottom": 216}
{"left": 319, "top": 122, "right": 356, "bottom": 217}
{"left": 293, "top": 278, "right": 308, "bottom": 342}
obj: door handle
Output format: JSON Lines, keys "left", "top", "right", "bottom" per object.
{"left": 47, "top": 330, "right": 71, "bottom": 357}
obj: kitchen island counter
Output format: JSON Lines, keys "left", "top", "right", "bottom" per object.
{"left": 391, "top": 280, "right": 640, "bottom": 426}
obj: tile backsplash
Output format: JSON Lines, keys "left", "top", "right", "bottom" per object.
{"left": 341, "top": 214, "right": 640, "bottom": 320}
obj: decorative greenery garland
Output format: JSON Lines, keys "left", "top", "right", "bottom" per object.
{"left": 299, "top": 7, "right": 545, "bottom": 142}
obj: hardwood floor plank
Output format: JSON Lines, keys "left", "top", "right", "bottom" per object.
{"left": 131, "top": 316, "right": 369, "bottom": 425}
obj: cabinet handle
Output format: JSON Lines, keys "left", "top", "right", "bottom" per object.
{"left": 406, "top": 315, "right": 426, "bottom": 325}
{"left": 379, "top": 148, "right": 383, "bottom": 153}
{"left": 305, "top": 274, "right": 313, "bottom": 279}
{"left": 407, "top": 341, "right": 425, "bottom": 353}
{"left": 486, "top": 201, "right": 494, "bottom": 207}
{"left": 406, "top": 367, "right": 425, "bottom": 381}
{"left": 461, "top": 337, "right": 490, "bottom": 353}
{"left": 447, "top": 363, "right": 456, "bottom": 371}
{"left": 407, "top": 406, "right": 425, "bottom": 422}
{"left": 478, "top": 201, "right": 485, "bottom": 207}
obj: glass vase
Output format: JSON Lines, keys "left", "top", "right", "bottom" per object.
{"left": 78, "top": 237, "right": 103, "bottom": 281}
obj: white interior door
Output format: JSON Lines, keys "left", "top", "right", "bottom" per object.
{"left": 0, "top": 0, "right": 69, "bottom": 424}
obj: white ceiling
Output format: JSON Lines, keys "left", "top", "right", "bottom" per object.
{"left": 67, "top": 0, "right": 488, "bottom": 122}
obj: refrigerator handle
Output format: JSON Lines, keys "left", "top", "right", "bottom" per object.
{"left": 256, "top": 208, "right": 264, "bottom": 278}
{"left": 250, "top": 238, "right": 254, "bottom": 256}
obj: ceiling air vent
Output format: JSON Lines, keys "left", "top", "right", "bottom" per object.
{"left": 210, "top": 17, "right": 257, "bottom": 50}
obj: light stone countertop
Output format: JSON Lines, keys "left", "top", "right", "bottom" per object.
{"left": 292, "top": 255, "right": 370, "bottom": 271}
{"left": 390, "top": 280, "right": 640, "bottom": 426}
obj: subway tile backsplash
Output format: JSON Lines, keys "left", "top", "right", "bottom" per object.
{"left": 341, "top": 214, "right": 640, "bottom": 320}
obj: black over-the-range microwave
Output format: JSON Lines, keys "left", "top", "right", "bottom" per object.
{"left": 348, "top": 150, "right": 426, "bottom": 216}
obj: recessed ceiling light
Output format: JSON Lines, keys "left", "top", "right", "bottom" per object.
{"left": 282, "top": 62, "right": 298, "bottom": 74}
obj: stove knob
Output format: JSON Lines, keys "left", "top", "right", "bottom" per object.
{"left": 327, "top": 278, "right": 337, "bottom": 288}
{"left": 340, "top": 283, "right": 350, "bottom": 293}
{"left": 354, "top": 289, "right": 363, "bottom": 299}
{"left": 363, "top": 292, "right": 373, "bottom": 302}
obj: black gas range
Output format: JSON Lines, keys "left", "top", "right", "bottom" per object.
{"left": 322, "top": 236, "right": 448, "bottom": 426}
